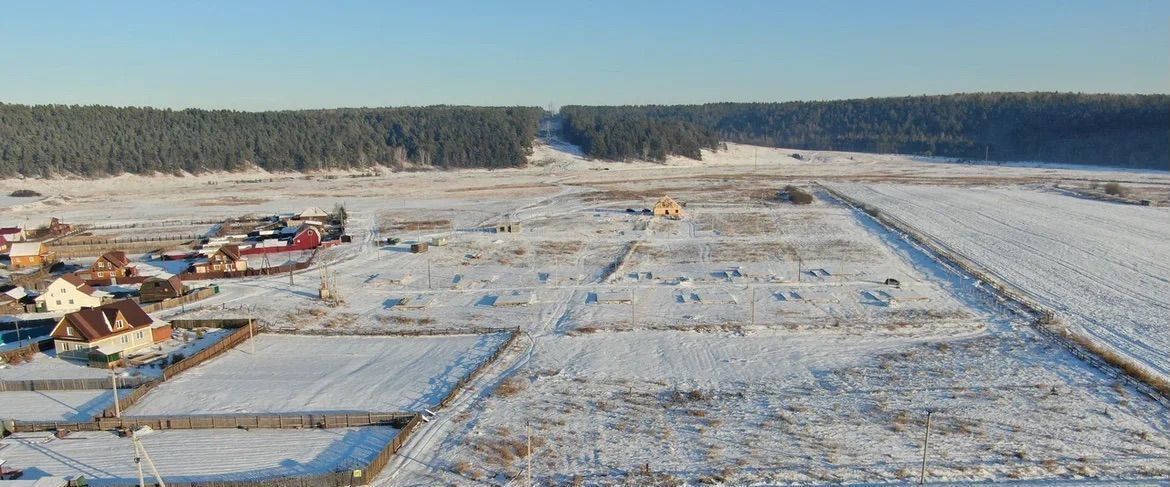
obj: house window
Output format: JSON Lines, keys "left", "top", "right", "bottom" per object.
{"left": 69, "top": 299, "right": 74, "bottom": 305}
{"left": 121, "top": 335, "right": 128, "bottom": 344}
{"left": 136, "top": 331, "right": 144, "bottom": 340}
{"left": 62, "top": 343, "right": 70, "bottom": 351}
{"left": 56, "top": 300, "right": 62, "bottom": 305}
{"left": 115, "top": 320, "right": 124, "bottom": 329}
{"left": 66, "top": 327, "right": 73, "bottom": 336}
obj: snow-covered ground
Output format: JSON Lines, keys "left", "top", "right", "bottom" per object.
{"left": 2, "top": 141, "right": 1170, "bottom": 485}
{"left": 127, "top": 333, "right": 509, "bottom": 415}
{"left": 0, "top": 427, "right": 397, "bottom": 485}
{"left": 0, "top": 389, "right": 125, "bottom": 422}
{"left": 831, "top": 183, "right": 1170, "bottom": 384}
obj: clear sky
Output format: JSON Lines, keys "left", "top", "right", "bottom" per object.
{"left": 1, "top": 0, "right": 1166, "bottom": 110}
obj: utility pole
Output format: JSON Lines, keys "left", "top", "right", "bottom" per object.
{"left": 111, "top": 370, "right": 121, "bottom": 418}
{"left": 919, "top": 410, "right": 933, "bottom": 485}
{"left": 427, "top": 259, "right": 432, "bottom": 290}
{"left": 750, "top": 286, "right": 756, "bottom": 326}
{"left": 630, "top": 288, "right": 636, "bottom": 327}
{"left": 526, "top": 421, "right": 534, "bottom": 487}
{"left": 249, "top": 319, "right": 255, "bottom": 355}
{"left": 133, "top": 431, "right": 167, "bottom": 487}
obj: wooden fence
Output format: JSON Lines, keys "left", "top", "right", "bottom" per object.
{"left": 0, "top": 375, "right": 154, "bottom": 392}
{"left": 4, "top": 322, "right": 506, "bottom": 486}
{"left": 821, "top": 184, "right": 1170, "bottom": 405}
{"left": 0, "top": 338, "right": 53, "bottom": 365}
{"left": 12, "top": 412, "right": 414, "bottom": 433}
{"left": 141, "top": 286, "right": 218, "bottom": 313}
{"left": 179, "top": 250, "right": 318, "bottom": 280}
{"left": 0, "top": 318, "right": 58, "bottom": 332}
{"left": 170, "top": 318, "right": 255, "bottom": 330}
{"left": 439, "top": 328, "right": 521, "bottom": 409}
{"left": 162, "top": 320, "right": 258, "bottom": 380}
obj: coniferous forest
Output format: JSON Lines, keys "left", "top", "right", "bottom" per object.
{"left": 0, "top": 104, "right": 543, "bottom": 176}
{"left": 0, "top": 93, "right": 1166, "bottom": 177}
{"left": 560, "top": 93, "right": 1169, "bottom": 169}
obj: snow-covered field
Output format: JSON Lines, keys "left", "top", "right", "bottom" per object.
{"left": 0, "top": 427, "right": 397, "bottom": 485}
{"left": 127, "top": 333, "right": 509, "bottom": 415}
{"left": 2, "top": 142, "right": 1169, "bottom": 485}
{"left": 0, "top": 389, "right": 124, "bottom": 422}
{"left": 831, "top": 184, "right": 1170, "bottom": 383}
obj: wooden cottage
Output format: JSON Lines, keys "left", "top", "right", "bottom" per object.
{"left": 89, "top": 250, "right": 138, "bottom": 280}
{"left": 653, "top": 196, "right": 684, "bottom": 218}
{"left": 8, "top": 242, "right": 51, "bottom": 269}
{"left": 140, "top": 275, "right": 185, "bottom": 303}
{"left": 193, "top": 244, "right": 248, "bottom": 273}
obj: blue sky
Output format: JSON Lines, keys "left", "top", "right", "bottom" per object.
{"left": 1, "top": 0, "right": 1166, "bottom": 110}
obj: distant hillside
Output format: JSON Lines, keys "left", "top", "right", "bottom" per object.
{"left": 560, "top": 93, "right": 1170, "bottom": 169}
{"left": 0, "top": 104, "right": 543, "bottom": 177}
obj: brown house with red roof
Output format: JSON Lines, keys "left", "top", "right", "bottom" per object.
{"left": 51, "top": 299, "right": 157, "bottom": 364}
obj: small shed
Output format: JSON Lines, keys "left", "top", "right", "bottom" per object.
{"left": 494, "top": 224, "right": 523, "bottom": 234}
{"left": 410, "top": 242, "right": 429, "bottom": 253}
{"left": 431, "top": 236, "right": 449, "bottom": 246}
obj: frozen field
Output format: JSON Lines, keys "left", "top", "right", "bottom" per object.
{"left": 0, "top": 389, "right": 122, "bottom": 421}
{"left": 127, "top": 333, "right": 509, "bottom": 415}
{"left": 394, "top": 325, "right": 1170, "bottom": 485}
{"left": 3, "top": 142, "right": 1170, "bottom": 485}
{"left": 0, "top": 427, "right": 397, "bottom": 485}
{"left": 832, "top": 184, "right": 1170, "bottom": 382}
{"left": 0, "top": 353, "right": 113, "bottom": 381}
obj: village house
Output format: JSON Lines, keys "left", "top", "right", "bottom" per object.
{"left": 50, "top": 299, "right": 157, "bottom": 365}
{"left": 298, "top": 207, "right": 330, "bottom": 221}
{"left": 0, "top": 227, "right": 24, "bottom": 253}
{"left": 653, "top": 196, "right": 684, "bottom": 218}
{"left": 87, "top": 250, "right": 138, "bottom": 280}
{"left": 8, "top": 242, "right": 52, "bottom": 269}
{"left": 35, "top": 274, "right": 110, "bottom": 312}
{"left": 192, "top": 244, "right": 248, "bottom": 273}
{"left": 25, "top": 217, "right": 72, "bottom": 240}
{"left": 140, "top": 275, "right": 185, "bottom": 303}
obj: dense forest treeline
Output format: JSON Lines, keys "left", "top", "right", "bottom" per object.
{"left": 0, "top": 104, "right": 543, "bottom": 176}
{"left": 1, "top": 93, "right": 1166, "bottom": 177}
{"left": 560, "top": 93, "right": 1170, "bottom": 169}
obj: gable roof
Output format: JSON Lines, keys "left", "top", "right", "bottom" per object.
{"left": 215, "top": 244, "right": 242, "bottom": 261}
{"left": 0, "top": 227, "right": 22, "bottom": 235}
{"left": 96, "top": 250, "right": 131, "bottom": 268}
{"left": 52, "top": 299, "right": 153, "bottom": 342}
{"left": 654, "top": 196, "right": 682, "bottom": 209}
{"left": 0, "top": 285, "right": 26, "bottom": 302}
{"left": 60, "top": 274, "right": 102, "bottom": 296}
{"left": 144, "top": 274, "right": 183, "bottom": 290}
{"left": 9, "top": 241, "right": 44, "bottom": 257}
{"left": 299, "top": 207, "right": 329, "bottom": 218}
